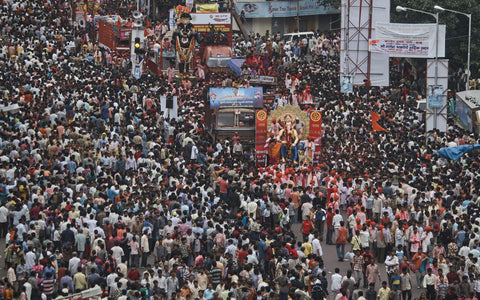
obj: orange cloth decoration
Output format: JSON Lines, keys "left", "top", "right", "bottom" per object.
{"left": 371, "top": 111, "right": 388, "bottom": 132}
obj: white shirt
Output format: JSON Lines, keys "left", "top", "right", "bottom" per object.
{"left": 25, "top": 251, "right": 36, "bottom": 270}
{"left": 312, "top": 238, "right": 323, "bottom": 257}
{"left": 0, "top": 206, "right": 9, "bottom": 223}
{"left": 333, "top": 214, "right": 343, "bottom": 229}
{"left": 331, "top": 273, "right": 343, "bottom": 292}
{"left": 68, "top": 256, "right": 81, "bottom": 275}
{"left": 111, "top": 246, "right": 124, "bottom": 265}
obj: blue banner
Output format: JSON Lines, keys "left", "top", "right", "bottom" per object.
{"left": 210, "top": 87, "right": 263, "bottom": 109}
{"left": 428, "top": 85, "right": 444, "bottom": 109}
{"left": 237, "top": 1, "right": 339, "bottom": 18}
{"left": 340, "top": 75, "right": 353, "bottom": 94}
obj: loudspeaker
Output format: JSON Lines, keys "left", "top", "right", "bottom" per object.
{"left": 166, "top": 95, "right": 174, "bottom": 109}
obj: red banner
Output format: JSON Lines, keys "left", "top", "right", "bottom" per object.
{"left": 255, "top": 110, "right": 268, "bottom": 167}
{"left": 309, "top": 111, "right": 322, "bottom": 165}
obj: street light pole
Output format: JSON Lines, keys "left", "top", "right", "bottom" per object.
{"left": 396, "top": 6, "right": 440, "bottom": 129}
{"left": 434, "top": 5, "right": 472, "bottom": 90}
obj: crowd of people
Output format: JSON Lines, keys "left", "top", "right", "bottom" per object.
{"left": 1, "top": 0, "right": 480, "bottom": 300}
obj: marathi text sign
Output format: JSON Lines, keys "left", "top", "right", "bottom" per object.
{"left": 237, "top": 1, "right": 338, "bottom": 18}
{"left": 193, "top": 24, "right": 231, "bottom": 32}
{"left": 369, "top": 39, "right": 429, "bottom": 56}
{"left": 210, "top": 87, "right": 263, "bottom": 109}
{"left": 255, "top": 110, "right": 268, "bottom": 167}
{"left": 373, "top": 23, "right": 446, "bottom": 58}
{"left": 191, "top": 13, "right": 231, "bottom": 25}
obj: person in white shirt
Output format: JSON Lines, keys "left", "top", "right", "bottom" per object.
{"left": 0, "top": 204, "right": 9, "bottom": 237}
{"left": 111, "top": 241, "right": 125, "bottom": 265}
{"left": 312, "top": 234, "right": 323, "bottom": 258}
{"left": 68, "top": 252, "right": 81, "bottom": 275}
{"left": 331, "top": 268, "right": 343, "bottom": 294}
{"left": 332, "top": 210, "right": 343, "bottom": 242}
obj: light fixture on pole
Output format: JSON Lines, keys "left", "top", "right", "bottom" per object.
{"left": 434, "top": 5, "right": 472, "bottom": 91}
{"left": 396, "top": 6, "right": 440, "bottom": 131}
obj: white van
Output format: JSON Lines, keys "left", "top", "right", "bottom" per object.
{"left": 282, "top": 32, "right": 316, "bottom": 50}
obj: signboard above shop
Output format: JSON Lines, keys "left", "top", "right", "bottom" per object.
{"left": 236, "top": 1, "right": 338, "bottom": 18}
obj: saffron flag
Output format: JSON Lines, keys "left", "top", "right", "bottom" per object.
{"left": 438, "top": 144, "right": 480, "bottom": 162}
{"left": 371, "top": 111, "right": 387, "bottom": 132}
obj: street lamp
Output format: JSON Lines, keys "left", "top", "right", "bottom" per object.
{"left": 396, "top": 6, "right": 440, "bottom": 130}
{"left": 434, "top": 5, "right": 472, "bottom": 91}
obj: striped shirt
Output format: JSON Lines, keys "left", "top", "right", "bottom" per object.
{"left": 42, "top": 278, "right": 55, "bottom": 295}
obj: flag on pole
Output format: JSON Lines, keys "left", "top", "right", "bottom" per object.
{"left": 371, "top": 111, "right": 388, "bottom": 132}
{"left": 438, "top": 144, "right": 480, "bottom": 162}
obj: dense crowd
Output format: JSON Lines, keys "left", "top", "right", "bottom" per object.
{"left": 1, "top": 0, "right": 480, "bottom": 300}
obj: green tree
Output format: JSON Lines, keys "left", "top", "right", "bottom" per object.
{"left": 319, "top": 0, "right": 480, "bottom": 77}
{"left": 390, "top": 0, "right": 479, "bottom": 77}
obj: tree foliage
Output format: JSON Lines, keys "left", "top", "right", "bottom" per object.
{"left": 318, "top": 0, "right": 480, "bottom": 77}
{"left": 390, "top": 0, "right": 480, "bottom": 77}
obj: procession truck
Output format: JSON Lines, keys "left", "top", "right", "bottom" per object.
{"left": 208, "top": 86, "right": 263, "bottom": 145}
{"left": 97, "top": 16, "right": 132, "bottom": 53}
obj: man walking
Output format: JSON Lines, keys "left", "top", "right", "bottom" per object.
{"left": 336, "top": 221, "right": 348, "bottom": 261}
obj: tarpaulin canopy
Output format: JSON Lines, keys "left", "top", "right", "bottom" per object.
{"left": 438, "top": 144, "right": 480, "bottom": 162}
{"left": 228, "top": 58, "right": 245, "bottom": 76}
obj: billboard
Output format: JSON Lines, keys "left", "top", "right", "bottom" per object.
{"left": 236, "top": 1, "right": 338, "bottom": 18}
{"left": 209, "top": 87, "right": 263, "bottom": 109}
{"left": 191, "top": 13, "right": 231, "bottom": 32}
{"left": 456, "top": 97, "right": 472, "bottom": 131}
{"left": 371, "top": 23, "right": 446, "bottom": 58}
{"left": 340, "top": 0, "right": 390, "bottom": 87}
{"left": 369, "top": 39, "right": 429, "bottom": 56}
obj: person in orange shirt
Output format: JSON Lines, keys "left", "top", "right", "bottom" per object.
{"left": 179, "top": 283, "right": 192, "bottom": 299}
{"left": 411, "top": 251, "right": 426, "bottom": 288}
{"left": 336, "top": 221, "right": 348, "bottom": 261}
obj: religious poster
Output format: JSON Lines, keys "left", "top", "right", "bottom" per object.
{"left": 309, "top": 110, "right": 322, "bottom": 165}
{"left": 255, "top": 110, "right": 268, "bottom": 167}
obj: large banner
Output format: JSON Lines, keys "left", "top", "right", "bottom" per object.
{"left": 371, "top": 23, "right": 446, "bottom": 58}
{"left": 340, "top": 0, "right": 390, "bottom": 87}
{"left": 237, "top": 1, "right": 338, "bottom": 18}
{"left": 369, "top": 39, "right": 429, "bottom": 56}
{"left": 209, "top": 87, "right": 263, "bottom": 109}
{"left": 309, "top": 111, "right": 322, "bottom": 165}
{"left": 191, "top": 13, "right": 231, "bottom": 32}
{"left": 255, "top": 110, "right": 268, "bottom": 167}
